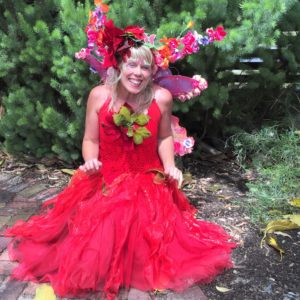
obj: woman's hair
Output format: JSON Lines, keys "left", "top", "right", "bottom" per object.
{"left": 105, "top": 45, "right": 155, "bottom": 113}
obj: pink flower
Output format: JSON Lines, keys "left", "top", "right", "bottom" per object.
{"left": 181, "top": 31, "right": 198, "bottom": 55}
{"left": 206, "top": 26, "right": 227, "bottom": 42}
{"left": 75, "top": 48, "right": 91, "bottom": 60}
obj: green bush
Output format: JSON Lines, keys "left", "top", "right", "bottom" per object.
{"left": 230, "top": 127, "right": 300, "bottom": 223}
{"left": 0, "top": 0, "right": 299, "bottom": 163}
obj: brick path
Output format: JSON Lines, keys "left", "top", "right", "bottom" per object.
{"left": 0, "top": 172, "right": 207, "bottom": 300}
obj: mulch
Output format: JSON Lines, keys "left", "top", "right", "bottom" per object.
{"left": 0, "top": 151, "right": 299, "bottom": 300}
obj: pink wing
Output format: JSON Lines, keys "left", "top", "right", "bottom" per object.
{"left": 171, "top": 116, "right": 195, "bottom": 156}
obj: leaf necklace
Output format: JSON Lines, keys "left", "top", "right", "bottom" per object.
{"left": 112, "top": 104, "right": 151, "bottom": 145}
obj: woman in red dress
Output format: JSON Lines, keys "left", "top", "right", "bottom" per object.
{"left": 5, "top": 7, "right": 236, "bottom": 299}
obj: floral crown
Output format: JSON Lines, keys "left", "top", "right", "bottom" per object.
{"left": 76, "top": 0, "right": 226, "bottom": 70}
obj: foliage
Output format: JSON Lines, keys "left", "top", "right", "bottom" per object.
{"left": 0, "top": 0, "right": 94, "bottom": 163}
{"left": 230, "top": 128, "right": 300, "bottom": 223}
{"left": 0, "top": 0, "right": 299, "bottom": 163}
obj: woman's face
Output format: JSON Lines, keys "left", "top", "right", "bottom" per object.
{"left": 119, "top": 58, "right": 153, "bottom": 95}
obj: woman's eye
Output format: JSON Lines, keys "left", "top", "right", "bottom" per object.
{"left": 128, "top": 62, "right": 137, "bottom": 68}
{"left": 142, "top": 65, "right": 151, "bottom": 70}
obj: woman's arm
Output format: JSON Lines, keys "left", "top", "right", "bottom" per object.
{"left": 156, "top": 87, "right": 183, "bottom": 187}
{"left": 80, "top": 85, "right": 108, "bottom": 174}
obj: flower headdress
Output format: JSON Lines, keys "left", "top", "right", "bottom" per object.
{"left": 76, "top": 0, "right": 227, "bottom": 155}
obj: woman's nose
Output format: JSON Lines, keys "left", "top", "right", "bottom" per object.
{"left": 133, "top": 66, "right": 142, "bottom": 75}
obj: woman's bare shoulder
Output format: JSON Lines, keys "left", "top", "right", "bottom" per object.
{"left": 87, "top": 84, "right": 112, "bottom": 112}
{"left": 153, "top": 85, "right": 173, "bottom": 111}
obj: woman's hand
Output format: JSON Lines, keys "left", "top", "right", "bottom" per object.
{"left": 79, "top": 158, "right": 102, "bottom": 174}
{"left": 164, "top": 166, "right": 183, "bottom": 188}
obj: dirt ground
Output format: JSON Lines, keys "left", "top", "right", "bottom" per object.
{"left": 182, "top": 157, "right": 300, "bottom": 300}
{"left": 0, "top": 152, "right": 299, "bottom": 300}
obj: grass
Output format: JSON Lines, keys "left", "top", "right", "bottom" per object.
{"left": 229, "top": 127, "right": 300, "bottom": 224}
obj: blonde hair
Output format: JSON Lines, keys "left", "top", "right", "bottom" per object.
{"left": 105, "top": 46, "right": 155, "bottom": 113}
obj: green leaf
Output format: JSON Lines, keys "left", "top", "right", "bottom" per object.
{"left": 135, "top": 126, "right": 151, "bottom": 138}
{"left": 113, "top": 114, "right": 123, "bottom": 126}
{"left": 135, "top": 114, "right": 150, "bottom": 126}
{"left": 127, "top": 126, "right": 134, "bottom": 137}
{"left": 133, "top": 133, "right": 143, "bottom": 145}
{"left": 119, "top": 106, "right": 131, "bottom": 122}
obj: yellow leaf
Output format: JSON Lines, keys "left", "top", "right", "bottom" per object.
{"left": 182, "top": 172, "right": 192, "bottom": 187}
{"left": 283, "top": 214, "right": 300, "bottom": 226}
{"left": 264, "top": 219, "right": 299, "bottom": 234}
{"left": 261, "top": 219, "right": 299, "bottom": 247}
{"left": 34, "top": 284, "right": 56, "bottom": 300}
{"left": 216, "top": 286, "right": 232, "bottom": 293}
{"left": 273, "top": 231, "right": 293, "bottom": 239}
{"left": 265, "top": 234, "right": 285, "bottom": 260}
{"left": 289, "top": 198, "right": 300, "bottom": 208}
{"left": 61, "top": 169, "right": 75, "bottom": 176}
{"left": 0, "top": 159, "right": 4, "bottom": 167}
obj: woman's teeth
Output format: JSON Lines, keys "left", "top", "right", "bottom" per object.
{"left": 129, "top": 79, "right": 142, "bottom": 87}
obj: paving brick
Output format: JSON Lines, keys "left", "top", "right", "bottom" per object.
{"left": 0, "top": 189, "right": 16, "bottom": 203}
{"left": 7, "top": 214, "right": 33, "bottom": 227}
{"left": 19, "top": 184, "right": 48, "bottom": 198}
{"left": 0, "top": 208, "right": 20, "bottom": 216}
{"left": 0, "top": 250, "right": 9, "bottom": 261}
{"left": 6, "top": 201, "right": 38, "bottom": 209}
{"left": 0, "top": 275, "right": 9, "bottom": 291}
{"left": 17, "top": 296, "right": 34, "bottom": 300}
{"left": 0, "top": 173, "right": 14, "bottom": 184}
{"left": 28, "top": 187, "right": 60, "bottom": 203}
{"left": 0, "top": 260, "right": 17, "bottom": 275}
{"left": 0, "top": 216, "right": 11, "bottom": 228}
{"left": 0, "top": 279, "right": 27, "bottom": 300}
{"left": 5, "top": 176, "right": 23, "bottom": 188}
{"left": 0, "top": 237, "right": 11, "bottom": 252}
{"left": 19, "top": 282, "right": 38, "bottom": 297}
{"left": 6, "top": 183, "right": 31, "bottom": 193}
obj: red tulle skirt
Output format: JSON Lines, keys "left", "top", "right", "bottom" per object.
{"left": 5, "top": 170, "right": 236, "bottom": 300}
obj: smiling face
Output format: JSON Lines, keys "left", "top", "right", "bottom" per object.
{"left": 118, "top": 46, "right": 155, "bottom": 95}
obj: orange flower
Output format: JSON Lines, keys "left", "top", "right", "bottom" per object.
{"left": 187, "top": 21, "right": 195, "bottom": 28}
{"left": 94, "top": 0, "right": 109, "bottom": 13}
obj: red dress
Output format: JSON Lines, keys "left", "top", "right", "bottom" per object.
{"left": 5, "top": 99, "right": 236, "bottom": 299}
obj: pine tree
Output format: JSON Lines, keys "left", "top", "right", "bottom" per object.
{"left": 0, "top": 0, "right": 94, "bottom": 162}
{"left": 0, "top": 0, "right": 299, "bottom": 163}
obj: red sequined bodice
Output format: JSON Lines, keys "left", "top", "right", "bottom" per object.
{"left": 98, "top": 99, "right": 163, "bottom": 183}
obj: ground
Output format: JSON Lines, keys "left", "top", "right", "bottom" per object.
{"left": 0, "top": 152, "right": 299, "bottom": 300}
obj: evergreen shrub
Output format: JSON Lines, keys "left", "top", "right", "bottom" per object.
{"left": 0, "top": 0, "right": 299, "bottom": 163}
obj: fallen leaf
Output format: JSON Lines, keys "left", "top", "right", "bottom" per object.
{"left": 264, "top": 219, "right": 299, "bottom": 235}
{"left": 182, "top": 172, "right": 192, "bottom": 187}
{"left": 216, "top": 286, "right": 232, "bottom": 293}
{"left": 217, "top": 195, "right": 233, "bottom": 200}
{"left": 206, "top": 184, "right": 222, "bottom": 193}
{"left": 61, "top": 169, "right": 75, "bottom": 176}
{"left": 289, "top": 198, "right": 300, "bottom": 208}
{"left": 34, "top": 284, "right": 56, "bottom": 300}
{"left": 0, "top": 159, "right": 4, "bottom": 167}
{"left": 265, "top": 234, "right": 285, "bottom": 260}
{"left": 283, "top": 214, "right": 300, "bottom": 226}
{"left": 273, "top": 231, "right": 293, "bottom": 239}
{"left": 261, "top": 219, "right": 299, "bottom": 248}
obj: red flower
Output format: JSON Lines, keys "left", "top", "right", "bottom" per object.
{"left": 124, "top": 26, "right": 145, "bottom": 40}
{"left": 207, "top": 26, "right": 227, "bottom": 42}
{"left": 214, "top": 26, "right": 227, "bottom": 41}
{"left": 100, "top": 20, "right": 125, "bottom": 68}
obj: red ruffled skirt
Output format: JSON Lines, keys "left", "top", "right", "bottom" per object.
{"left": 5, "top": 170, "right": 236, "bottom": 299}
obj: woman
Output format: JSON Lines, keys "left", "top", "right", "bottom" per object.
{"left": 6, "top": 45, "right": 235, "bottom": 300}
{"left": 80, "top": 46, "right": 183, "bottom": 187}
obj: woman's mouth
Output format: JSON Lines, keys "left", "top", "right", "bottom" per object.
{"left": 128, "top": 78, "right": 142, "bottom": 87}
